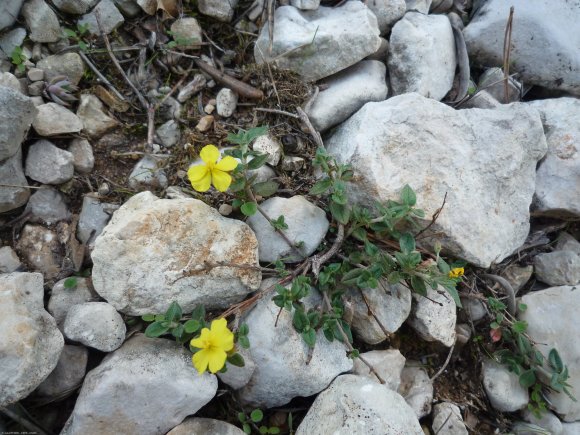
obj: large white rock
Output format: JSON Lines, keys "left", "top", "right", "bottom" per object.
{"left": 359, "top": 0, "right": 406, "bottom": 34}
{"left": 0, "top": 85, "right": 36, "bottom": 161}
{"left": 198, "top": 0, "right": 239, "bottom": 22}
{"left": 347, "top": 280, "right": 412, "bottom": 345}
{"left": 398, "top": 363, "right": 433, "bottom": 418}
{"left": 167, "top": 418, "right": 245, "bottom": 435}
{"left": 91, "top": 191, "right": 261, "bottom": 315}
{"left": 464, "top": 0, "right": 580, "bottom": 96}
{"left": 305, "top": 60, "right": 388, "bottom": 132}
{"left": 32, "top": 103, "right": 83, "bottom": 136}
{"left": 0, "top": 272, "right": 64, "bottom": 406}
{"left": 432, "top": 402, "right": 468, "bottom": 435}
{"left": 352, "top": 349, "right": 406, "bottom": 390}
{"left": 62, "top": 334, "right": 217, "bottom": 435}
{"left": 526, "top": 98, "right": 580, "bottom": 217}
{"left": 296, "top": 374, "right": 423, "bottom": 434}
{"left": 482, "top": 359, "right": 529, "bottom": 413}
{"left": 519, "top": 286, "right": 580, "bottom": 421}
{"left": 255, "top": 3, "right": 381, "bottom": 82}
{"left": 37, "top": 345, "right": 88, "bottom": 397}
{"left": 324, "top": 93, "right": 547, "bottom": 267}
{"left": 407, "top": 286, "right": 456, "bottom": 347}
{"left": 48, "top": 277, "right": 100, "bottom": 331}
{"left": 25, "top": 140, "right": 75, "bottom": 185}
{"left": 237, "top": 281, "right": 353, "bottom": 408}
{"left": 246, "top": 196, "right": 329, "bottom": 263}
{"left": 534, "top": 251, "right": 580, "bottom": 286}
{"left": 388, "top": 12, "right": 456, "bottom": 100}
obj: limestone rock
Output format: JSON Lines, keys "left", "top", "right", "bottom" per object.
{"left": 252, "top": 134, "right": 283, "bottom": 166}
{"left": 534, "top": 251, "right": 580, "bottom": 286}
{"left": 0, "top": 149, "right": 30, "bottom": 213}
{"left": 25, "top": 140, "right": 75, "bottom": 184}
{"left": 167, "top": 418, "right": 245, "bottom": 435}
{"left": 62, "top": 335, "right": 217, "bottom": 435}
{"left": 48, "top": 277, "right": 100, "bottom": 330}
{"left": 68, "top": 138, "right": 95, "bottom": 174}
{"left": 0, "top": 85, "right": 36, "bottom": 161}
{"left": 352, "top": 349, "right": 406, "bottom": 390}
{"left": 255, "top": 3, "right": 381, "bottom": 82}
{"left": 91, "top": 191, "right": 261, "bottom": 315}
{"left": 398, "top": 363, "right": 433, "bottom": 418}
{"left": 16, "top": 225, "right": 62, "bottom": 281}
{"left": 24, "top": 187, "right": 71, "bottom": 225}
{"left": 76, "top": 94, "right": 118, "bottom": 138}
{"left": 296, "top": 374, "right": 423, "bottom": 435}
{"left": 0, "top": 246, "right": 21, "bottom": 273}
{"left": 388, "top": 12, "right": 456, "bottom": 100}
{"left": 170, "top": 18, "right": 203, "bottom": 48}
{"left": 127, "top": 156, "right": 168, "bottom": 191}
{"left": 77, "top": 195, "right": 117, "bottom": 247}
{"left": 216, "top": 88, "right": 238, "bottom": 118}
{"left": 36, "top": 345, "right": 88, "bottom": 397}
{"left": 36, "top": 53, "right": 85, "bottom": 86}
{"left": 78, "top": 0, "right": 125, "bottom": 35}
{"left": 325, "top": 93, "right": 547, "bottom": 267}
{"left": 32, "top": 103, "right": 83, "bottom": 136}
{"left": 432, "top": 402, "right": 468, "bottom": 435}
{"left": 0, "top": 272, "right": 64, "bottom": 406}
{"left": 53, "top": 0, "right": 99, "bottom": 14}
{"left": 198, "top": 0, "right": 239, "bottom": 22}
{"left": 64, "top": 302, "right": 126, "bottom": 352}
{"left": 407, "top": 286, "right": 456, "bottom": 347}
{"left": 0, "top": 0, "right": 24, "bottom": 32}
{"left": 482, "top": 359, "right": 529, "bottom": 413}
{"left": 22, "top": 0, "right": 61, "bottom": 42}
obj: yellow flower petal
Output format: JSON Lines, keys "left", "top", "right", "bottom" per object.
{"left": 209, "top": 319, "right": 234, "bottom": 351}
{"left": 191, "top": 171, "right": 212, "bottom": 192}
{"left": 211, "top": 169, "right": 232, "bottom": 192}
{"left": 200, "top": 144, "right": 220, "bottom": 165}
{"left": 187, "top": 164, "right": 209, "bottom": 182}
{"left": 215, "top": 155, "right": 238, "bottom": 171}
{"left": 192, "top": 349, "right": 210, "bottom": 374}
{"left": 207, "top": 348, "right": 227, "bottom": 373}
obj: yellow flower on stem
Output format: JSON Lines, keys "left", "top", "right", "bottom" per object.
{"left": 448, "top": 267, "right": 465, "bottom": 279}
{"left": 187, "top": 144, "right": 238, "bottom": 192}
{"left": 190, "top": 318, "right": 234, "bottom": 374}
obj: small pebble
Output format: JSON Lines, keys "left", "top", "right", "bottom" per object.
{"left": 204, "top": 103, "right": 215, "bottom": 114}
{"left": 196, "top": 115, "right": 214, "bottom": 132}
{"left": 27, "top": 68, "right": 44, "bottom": 82}
{"left": 216, "top": 88, "right": 238, "bottom": 117}
{"left": 218, "top": 203, "right": 233, "bottom": 216}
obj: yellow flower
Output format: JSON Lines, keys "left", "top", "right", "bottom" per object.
{"left": 190, "top": 318, "right": 234, "bottom": 374}
{"left": 187, "top": 145, "right": 238, "bottom": 192}
{"left": 448, "top": 267, "right": 465, "bottom": 279}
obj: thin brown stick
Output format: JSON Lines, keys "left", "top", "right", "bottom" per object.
{"left": 254, "top": 107, "right": 300, "bottom": 119}
{"left": 296, "top": 107, "right": 323, "bottom": 149}
{"left": 360, "top": 288, "right": 391, "bottom": 338}
{"left": 256, "top": 44, "right": 280, "bottom": 106}
{"left": 267, "top": 0, "right": 275, "bottom": 54}
{"left": 502, "top": 7, "right": 515, "bottom": 103}
{"left": 311, "top": 224, "right": 344, "bottom": 277}
{"left": 78, "top": 51, "right": 126, "bottom": 102}
{"left": 415, "top": 192, "right": 448, "bottom": 239}
{"left": 430, "top": 343, "right": 455, "bottom": 381}
{"left": 194, "top": 59, "right": 264, "bottom": 99}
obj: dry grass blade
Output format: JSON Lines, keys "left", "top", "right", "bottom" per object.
{"left": 502, "top": 7, "right": 515, "bottom": 103}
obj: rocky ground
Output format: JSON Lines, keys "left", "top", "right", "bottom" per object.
{"left": 1, "top": 0, "right": 580, "bottom": 434}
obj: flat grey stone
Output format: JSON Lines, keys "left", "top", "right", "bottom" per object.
{"left": 36, "top": 345, "right": 88, "bottom": 397}
{"left": 78, "top": 0, "right": 125, "bottom": 35}
{"left": 36, "top": 53, "right": 85, "bottom": 86}
{"left": 25, "top": 140, "right": 75, "bottom": 184}
{"left": 67, "top": 138, "right": 95, "bottom": 174}
{"left": 534, "top": 251, "right": 580, "bottom": 286}
{"left": 32, "top": 103, "right": 83, "bottom": 136}
{"left": 24, "top": 187, "right": 71, "bottom": 225}
{"left": 0, "top": 246, "right": 21, "bottom": 273}
{"left": 0, "top": 149, "right": 30, "bottom": 213}
{"left": 482, "top": 359, "right": 529, "bottom": 412}
{"left": 48, "top": 277, "right": 100, "bottom": 331}
{"left": 22, "top": 0, "right": 61, "bottom": 42}
{"left": 0, "top": 0, "right": 24, "bottom": 32}
{"left": 0, "top": 85, "right": 36, "bottom": 161}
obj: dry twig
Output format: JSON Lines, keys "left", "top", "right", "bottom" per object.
{"left": 502, "top": 7, "right": 515, "bottom": 103}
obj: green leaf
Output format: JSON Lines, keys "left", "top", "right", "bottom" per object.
{"left": 293, "top": 309, "right": 308, "bottom": 331}
{"left": 444, "top": 285, "right": 462, "bottom": 308}
{"left": 549, "top": 349, "right": 564, "bottom": 373}
{"left": 243, "top": 423, "right": 251, "bottom": 434}
{"left": 253, "top": 181, "right": 279, "bottom": 197}
{"left": 268, "top": 427, "right": 281, "bottom": 434}
{"left": 184, "top": 319, "right": 201, "bottom": 333}
{"left": 164, "top": 301, "right": 182, "bottom": 323}
{"left": 519, "top": 369, "right": 537, "bottom": 388}
{"left": 155, "top": 314, "right": 165, "bottom": 322}
{"left": 64, "top": 277, "right": 78, "bottom": 289}
{"left": 248, "top": 153, "right": 269, "bottom": 170}
{"left": 250, "top": 409, "right": 264, "bottom": 423}
{"left": 229, "top": 177, "right": 246, "bottom": 193}
{"left": 309, "top": 178, "right": 332, "bottom": 195}
{"left": 342, "top": 268, "right": 364, "bottom": 285}
{"left": 227, "top": 353, "right": 246, "bottom": 367}
{"left": 171, "top": 324, "right": 184, "bottom": 338}
{"left": 437, "top": 257, "right": 451, "bottom": 274}
{"left": 241, "top": 202, "right": 258, "bottom": 216}
{"left": 512, "top": 320, "right": 528, "bottom": 334}
{"left": 410, "top": 276, "right": 427, "bottom": 296}
{"left": 238, "top": 412, "right": 247, "bottom": 423}
{"left": 399, "top": 233, "right": 415, "bottom": 254}
{"left": 302, "top": 329, "right": 317, "bottom": 348}
{"left": 351, "top": 227, "right": 367, "bottom": 242}
{"left": 191, "top": 305, "right": 205, "bottom": 322}
{"left": 78, "top": 41, "right": 88, "bottom": 52}
{"left": 329, "top": 201, "right": 350, "bottom": 225}
{"left": 63, "top": 28, "right": 78, "bottom": 38}
{"left": 518, "top": 303, "right": 528, "bottom": 312}
{"left": 387, "top": 271, "right": 402, "bottom": 285}
{"left": 144, "top": 322, "right": 170, "bottom": 337}
{"left": 270, "top": 215, "right": 289, "bottom": 230}
{"left": 517, "top": 334, "right": 532, "bottom": 355}
{"left": 259, "top": 427, "right": 268, "bottom": 435}
{"left": 400, "top": 184, "right": 416, "bottom": 206}
{"left": 339, "top": 320, "right": 353, "bottom": 344}
{"left": 238, "top": 323, "right": 249, "bottom": 336}
{"left": 141, "top": 314, "right": 155, "bottom": 322}
{"left": 238, "top": 335, "right": 250, "bottom": 349}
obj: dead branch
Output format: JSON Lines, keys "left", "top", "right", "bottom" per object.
{"left": 194, "top": 59, "right": 264, "bottom": 99}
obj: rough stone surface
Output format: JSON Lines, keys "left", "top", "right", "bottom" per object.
{"left": 216, "top": 88, "right": 238, "bottom": 117}
{"left": 36, "top": 345, "right": 88, "bottom": 397}
{"left": 36, "top": 53, "right": 85, "bottom": 86}
{"left": 252, "top": 134, "right": 283, "bottom": 166}
{"left": 522, "top": 409, "right": 563, "bottom": 435}
{"left": 167, "top": 418, "right": 245, "bottom": 435}
{"left": 388, "top": 12, "right": 456, "bottom": 100}
{"left": 519, "top": 286, "right": 580, "bottom": 421}
{"left": 562, "top": 422, "right": 580, "bottom": 435}
{"left": 407, "top": 286, "right": 456, "bottom": 347}
{"left": 556, "top": 233, "right": 580, "bottom": 255}
{"left": 325, "top": 93, "right": 547, "bottom": 268}
{"left": 22, "top": 0, "right": 61, "bottom": 42}
{"left": 0, "top": 72, "right": 23, "bottom": 93}
{"left": 246, "top": 196, "right": 329, "bottom": 263}
{"left": 296, "top": 375, "right": 423, "bottom": 435}
{"left": 61, "top": 335, "right": 217, "bottom": 435}
{"left": 0, "top": 85, "right": 36, "bottom": 161}
{"left": 77, "top": 195, "right": 117, "bottom": 247}
{"left": 347, "top": 281, "right": 412, "bottom": 344}
{"left": 64, "top": 302, "right": 126, "bottom": 352}
{"left": 527, "top": 98, "right": 580, "bottom": 217}
{"left": 305, "top": 60, "right": 388, "bottom": 132}
{"left": 432, "top": 402, "right": 468, "bottom": 435}
{"left": 352, "top": 349, "right": 406, "bottom": 390}
{"left": 0, "top": 272, "right": 64, "bottom": 406}
{"left": 156, "top": 120, "right": 180, "bottom": 148}
{"left": 15, "top": 225, "right": 62, "bottom": 281}
{"left": 170, "top": 18, "right": 203, "bottom": 48}
{"left": 78, "top": 0, "right": 125, "bottom": 35}
{"left": 255, "top": 3, "right": 381, "bottom": 82}
{"left": 0, "top": 246, "right": 21, "bottom": 273}
{"left": 0, "top": 0, "right": 24, "bottom": 32}
{"left": 48, "top": 277, "right": 100, "bottom": 331}
{"left": 198, "top": 0, "right": 238, "bottom": 22}
{"left": 217, "top": 347, "right": 255, "bottom": 390}
{"left": 362, "top": 0, "right": 406, "bottom": 34}
{"left": 534, "top": 251, "right": 580, "bottom": 286}
{"left": 398, "top": 363, "right": 433, "bottom": 419}
{"left": 460, "top": 90, "right": 501, "bottom": 110}
{"left": 25, "top": 140, "right": 75, "bottom": 184}
{"left": 478, "top": 67, "right": 522, "bottom": 103}
{"left": 405, "top": 0, "right": 431, "bottom": 13}
{"left": 0, "top": 149, "right": 30, "bottom": 213}
{"left": 91, "top": 191, "right": 261, "bottom": 315}
{"left": 464, "top": 0, "right": 580, "bottom": 95}
{"left": 68, "top": 138, "right": 95, "bottom": 174}
{"left": 238, "top": 281, "right": 352, "bottom": 408}
{"left": 53, "top": 0, "right": 99, "bottom": 14}
{"left": 33, "top": 103, "right": 83, "bottom": 136}
{"left": 24, "top": 188, "right": 71, "bottom": 225}
{"left": 76, "top": 94, "right": 118, "bottom": 138}
{"left": 482, "top": 359, "right": 529, "bottom": 412}
{"left": 127, "top": 155, "right": 168, "bottom": 190}
{"left": 113, "top": 0, "right": 141, "bottom": 17}
{"left": 502, "top": 264, "right": 534, "bottom": 293}
{"left": 0, "top": 28, "right": 27, "bottom": 60}
{"left": 460, "top": 297, "right": 486, "bottom": 323}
